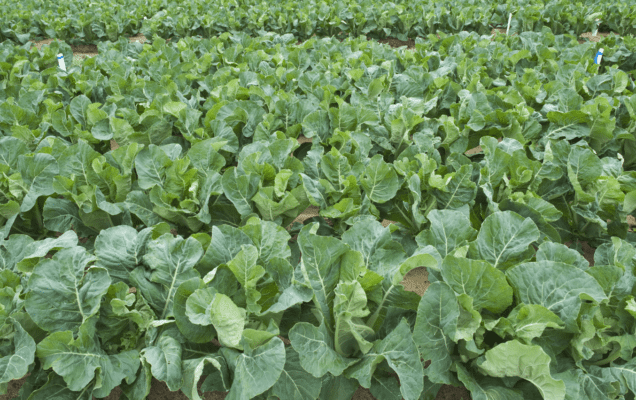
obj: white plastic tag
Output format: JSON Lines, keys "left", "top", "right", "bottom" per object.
{"left": 57, "top": 53, "right": 66, "bottom": 71}
{"left": 506, "top": 13, "right": 512, "bottom": 35}
{"left": 593, "top": 19, "right": 601, "bottom": 36}
{"left": 594, "top": 48, "right": 604, "bottom": 65}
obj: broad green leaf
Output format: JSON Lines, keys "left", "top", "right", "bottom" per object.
{"left": 270, "top": 346, "right": 322, "bottom": 400}
{"left": 433, "top": 164, "right": 476, "bottom": 209}
{"left": 227, "top": 245, "right": 265, "bottom": 314}
{"left": 209, "top": 293, "right": 246, "bottom": 349}
{"left": 478, "top": 340, "right": 565, "bottom": 400}
{"left": 487, "top": 304, "right": 564, "bottom": 344}
{"left": 143, "top": 234, "right": 203, "bottom": 319}
{"left": 506, "top": 261, "right": 607, "bottom": 332}
{"left": 441, "top": 256, "right": 513, "bottom": 313}
{"left": 555, "top": 366, "right": 618, "bottom": 400}
{"left": 199, "top": 225, "right": 252, "bottom": 273}
{"left": 369, "top": 374, "right": 401, "bottom": 400}
{"left": 297, "top": 223, "right": 349, "bottom": 328}
{"left": 174, "top": 278, "right": 216, "bottom": 343}
{"left": 37, "top": 319, "right": 139, "bottom": 397}
{"left": 468, "top": 211, "right": 540, "bottom": 270}
{"left": 360, "top": 155, "right": 399, "bottom": 203}
{"left": 333, "top": 280, "right": 375, "bottom": 357}
{"left": 25, "top": 247, "right": 110, "bottom": 332}
{"left": 26, "top": 372, "right": 93, "bottom": 400}
{"left": 222, "top": 167, "right": 259, "bottom": 216}
{"left": 222, "top": 337, "right": 285, "bottom": 400}
{"left": 341, "top": 219, "right": 392, "bottom": 269}
{"left": 15, "top": 230, "right": 78, "bottom": 273}
{"left": 185, "top": 287, "right": 217, "bottom": 326}
{"left": 535, "top": 242, "right": 589, "bottom": 269}
{"left": 142, "top": 334, "right": 182, "bottom": 391}
{"left": 318, "top": 373, "right": 359, "bottom": 400}
{"left": 0, "top": 318, "right": 35, "bottom": 386}
{"left": 416, "top": 209, "right": 477, "bottom": 258}
{"left": 96, "top": 281, "right": 154, "bottom": 345}
{"left": 346, "top": 318, "right": 424, "bottom": 400}
{"left": 134, "top": 145, "right": 172, "bottom": 190}
{"left": 18, "top": 153, "right": 59, "bottom": 212}
{"left": 289, "top": 322, "right": 356, "bottom": 378}
{"left": 181, "top": 355, "right": 229, "bottom": 400}
{"left": 456, "top": 364, "right": 523, "bottom": 400}
{"left": 413, "top": 281, "right": 459, "bottom": 385}
{"left": 241, "top": 217, "right": 292, "bottom": 263}
{"left": 0, "top": 235, "right": 33, "bottom": 272}
{"left": 567, "top": 146, "right": 602, "bottom": 202}
{"left": 95, "top": 226, "right": 152, "bottom": 283}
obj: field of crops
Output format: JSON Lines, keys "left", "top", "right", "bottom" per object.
{"left": 2, "top": 0, "right": 636, "bottom": 399}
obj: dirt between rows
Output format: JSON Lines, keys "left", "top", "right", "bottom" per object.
{"left": 30, "top": 29, "right": 611, "bottom": 60}
{"left": 7, "top": 30, "right": 618, "bottom": 400}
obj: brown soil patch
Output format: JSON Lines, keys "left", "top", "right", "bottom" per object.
{"left": 580, "top": 31, "right": 612, "bottom": 43}
{"left": 628, "top": 215, "right": 636, "bottom": 231}
{"left": 378, "top": 37, "right": 416, "bottom": 49}
{"left": 465, "top": 146, "right": 482, "bottom": 156}
{"left": 30, "top": 35, "right": 148, "bottom": 61}
{"left": 297, "top": 134, "right": 313, "bottom": 144}
{"left": 436, "top": 386, "right": 472, "bottom": 400}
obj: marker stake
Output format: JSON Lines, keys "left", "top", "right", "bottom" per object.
{"left": 594, "top": 48, "right": 604, "bottom": 66}
{"left": 593, "top": 19, "right": 601, "bottom": 36}
{"left": 506, "top": 13, "right": 512, "bottom": 35}
{"left": 57, "top": 53, "right": 66, "bottom": 71}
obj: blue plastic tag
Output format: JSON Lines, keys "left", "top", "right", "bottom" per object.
{"left": 594, "top": 51, "right": 603, "bottom": 65}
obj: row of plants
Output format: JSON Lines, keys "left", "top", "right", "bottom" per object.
{"left": 1, "top": 30, "right": 636, "bottom": 399}
{"left": 2, "top": 30, "right": 636, "bottom": 239}
{"left": 2, "top": 0, "right": 636, "bottom": 44}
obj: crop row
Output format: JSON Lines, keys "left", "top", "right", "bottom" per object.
{"left": 1, "top": 31, "right": 636, "bottom": 399}
{"left": 2, "top": 0, "right": 636, "bottom": 44}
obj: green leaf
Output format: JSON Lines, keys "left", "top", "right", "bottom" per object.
{"left": 333, "top": 280, "right": 375, "bottom": 357}
{"left": 37, "top": 319, "right": 139, "bottom": 397}
{"left": 289, "top": 322, "right": 356, "bottom": 378}
{"left": 488, "top": 304, "right": 565, "bottom": 344}
{"left": 227, "top": 245, "right": 265, "bottom": 314}
{"left": 25, "top": 247, "right": 110, "bottom": 332}
{"left": 567, "top": 146, "right": 602, "bottom": 202}
{"left": 143, "top": 234, "right": 203, "bottom": 319}
{"left": 18, "top": 153, "right": 59, "bottom": 212}
{"left": 209, "top": 293, "right": 246, "bottom": 349}
{"left": 346, "top": 318, "right": 423, "bottom": 400}
{"left": 181, "top": 355, "right": 229, "bottom": 400}
{"left": 416, "top": 209, "right": 477, "bottom": 258}
{"left": 0, "top": 318, "right": 35, "bottom": 386}
{"left": 433, "top": 164, "right": 476, "bottom": 209}
{"left": 413, "top": 281, "right": 459, "bottom": 385}
{"left": 360, "top": 155, "right": 400, "bottom": 204}
{"left": 95, "top": 226, "right": 152, "bottom": 284}
{"left": 222, "top": 337, "right": 285, "bottom": 400}
{"left": 506, "top": 261, "right": 607, "bottom": 332}
{"left": 270, "top": 346, "right": 322, "bottom": 400}
{"left": 441, "top": 256, "right": 513, "bottom": 313}
{"left": 477, "top": 340, "right": 565, "bottom": 400}
{"left": 318, "top": 373, "right": 359, "bottom": 400}
{"left": 468, "top": 211, "right": 540, "bottom": 270}
{"left": 297, "top": 223, "right": 349, "bottom": 328}
{"left": 174, "top": 278, "right": 216, "bottom": 343}
{"left": 222, "top": 167, "right": 259, "bottom": 216}
{"left": 134, "top": 145, "right": 172, "bottom": 190}
{"left": 142, "top": 334, "right": 182, "bottom": 391}
{"left": 456, "top": 364, "right": 523, "bottom": 400}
